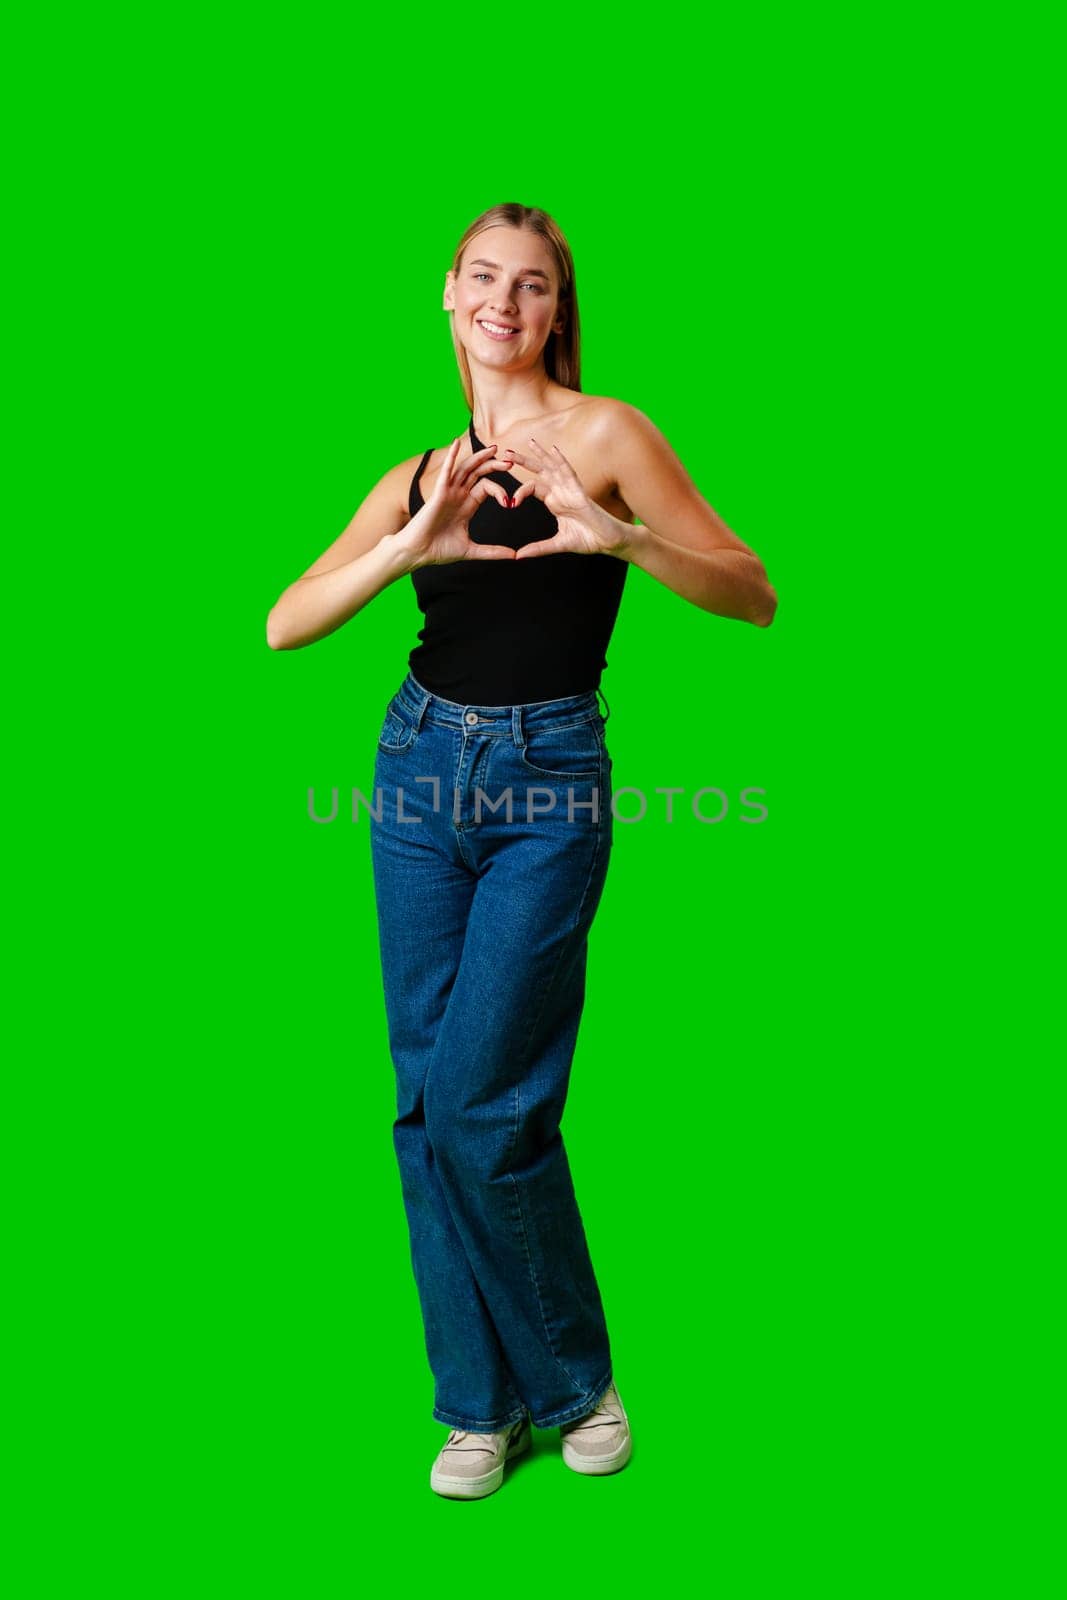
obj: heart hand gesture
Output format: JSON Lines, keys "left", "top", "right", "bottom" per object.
{"left": 500, "top": 437, "right": 626, "bottom": 559}
{"left": 396, "top": 436, "right": 517, "bottom": 569}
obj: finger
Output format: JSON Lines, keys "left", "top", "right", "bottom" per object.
{"left": 447, "top": 434, "right": 489, "bottom": 470}
{"left": 469, "top": 462, "right": 510, "bottom": 486}
{"left": 510, "top": 479, "right": 539, "bottom": 507}
{"left": 526, "top": 435, "right": 550, "bottom": 462}
{"left": 472, "top": 479, "right": 510, "bottom": 509}
{"left": 465, "top": 543, "right": 517, "bottom": 561}
{"left": 425, "top": 438, "right": 452, "bottom": 499}
{"left": 514, "top": 537, "right": 567, "bottom": 559}
{"left": 457, "top": 445, "right": 500, "bottom": 489}
{"left": 438, "top": 436, "right": 461, "bottom": 488}
{"left": 468, "top": 470, "right": 507, "bottom": 497}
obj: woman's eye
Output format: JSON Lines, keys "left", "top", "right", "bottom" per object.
{"left": 473, "top": 273, "right": 543, "bottom": 292}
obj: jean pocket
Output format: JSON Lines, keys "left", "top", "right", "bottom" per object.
{"left": 517, "top": 717, "right": 602, "bottom": 780}
{"left": 377, "top": 698, "right": 418, "bottom": 754}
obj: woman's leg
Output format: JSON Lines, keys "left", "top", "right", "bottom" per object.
{"left": 370, "top": 712, "right": 528, "bottom": 1432}
{"left": 418, "top": 703, "right": 617, "bottom": 1430}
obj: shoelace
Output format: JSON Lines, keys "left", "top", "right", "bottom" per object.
{"left": 562, "top": 1389, "right": 624, "bottom": 1433}
{"left": 444, "top": 1421, "right": 523, "bottom": 1456}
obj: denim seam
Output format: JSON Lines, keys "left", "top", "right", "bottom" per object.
{"left": 518, "top": 765, "right": 601, "bottom": 783}
{"left": 518, "top": 758, "right": 601, "bottom": 781}
{"left": 573, "top": 767, "right": 607, "bottom": 933}
{"left": 432, "top": 1401, "right": 529, "bottom": 1432}
{"left": 520, "top": 714, "right": 601, "bottom": 733}
{"left": 499, "top": 933, "right": 586, "bottom": 1395}
{"left": 533, "top": 1366, "right": 615, "bottom": 1430}
{"left": 378, "top": 699, "right": 419, "bottom": 753}
{"left": 496, "top": 805, "right": 608, "bottom": 1400}
{"left": 420, "top": 712, "right": 600, "bottom": 732}
{"left": 507, "top": 1173, "right": 586, "bottom": 1395}
{"left": 517, "top": 719, "right": 604, "bottom": 782}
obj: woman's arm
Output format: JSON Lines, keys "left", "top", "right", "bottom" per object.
{"left": 266, "top": 458, "right": 417, "bottom": 650}
{"left": 590, "top": 401, "right": 778, "bottom": 627}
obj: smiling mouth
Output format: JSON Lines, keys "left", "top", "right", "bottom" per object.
{"left": 478, "top": 320, "right": 521, "bottom": 340}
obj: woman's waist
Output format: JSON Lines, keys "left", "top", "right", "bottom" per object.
{"left": 395, "top": 667, "right": 604, "bottom": 731}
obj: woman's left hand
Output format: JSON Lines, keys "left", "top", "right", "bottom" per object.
{"left": 499, "top": 437, "right": 627, "bottom": 559}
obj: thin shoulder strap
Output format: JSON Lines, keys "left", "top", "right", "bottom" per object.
{"left": 408, "top": 448, "right": 433, "bottom": 515}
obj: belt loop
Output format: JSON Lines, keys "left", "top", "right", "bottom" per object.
{"left": 512, "top": 705, "right": 525, "bottom": 747}
{"left": 596, "top": 686, "right": 611, "bottom": 723}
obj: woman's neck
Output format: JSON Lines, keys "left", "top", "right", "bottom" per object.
{"left": 471, "top": 376, "right": 563, "bottom": 440}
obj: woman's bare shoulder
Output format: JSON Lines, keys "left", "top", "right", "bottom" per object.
{"left": 576, "top": 393, "right": 642, "bottom": 433}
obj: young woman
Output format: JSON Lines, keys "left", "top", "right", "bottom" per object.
{"left": 267, "top": 202, "right": 777, "bottom": 1499}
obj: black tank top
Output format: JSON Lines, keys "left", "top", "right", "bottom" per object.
{"left": 405, "top": 418, "right": 628, "bottom": 704}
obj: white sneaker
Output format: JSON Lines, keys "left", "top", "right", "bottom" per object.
{"left": 430, "top": 1414, "right": 531, "bottom": 1499}
{"left": 559, "top": 1382, "right": 632, "bottom": 1475}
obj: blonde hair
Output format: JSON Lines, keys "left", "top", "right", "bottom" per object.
{"left": 447, "top": 203, "right": 581, "bottom": 412}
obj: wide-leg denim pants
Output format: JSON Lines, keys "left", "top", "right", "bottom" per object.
{"left": 368, "top": 668, "right": 616, "bottom": 1432}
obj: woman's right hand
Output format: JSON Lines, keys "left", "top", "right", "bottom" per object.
{"left": 394, "top": 437, "right": 517, "bottom": 570}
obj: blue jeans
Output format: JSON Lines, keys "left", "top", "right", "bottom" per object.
{"left": 368, "top": 668, "right": 616, "bottom": 1431}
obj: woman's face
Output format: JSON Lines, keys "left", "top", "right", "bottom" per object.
{"left": 445, "top": 226, "right": 564, "bottom": 369}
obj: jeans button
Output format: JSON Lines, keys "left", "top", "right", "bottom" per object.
{"left": 464, "top": 711, "right": 479, "bottom": 725}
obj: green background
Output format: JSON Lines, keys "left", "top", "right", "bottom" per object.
{"left": 9, "top": 2, "right": 1053, "bottom": 1594}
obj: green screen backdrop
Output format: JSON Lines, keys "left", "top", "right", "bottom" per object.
{"left": 9, "top": 3, "right": 1051, "bottom": 1595}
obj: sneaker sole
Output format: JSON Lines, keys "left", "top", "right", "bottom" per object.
{"left": 430, "top": 1421, "right": 531, "bottom": 1499}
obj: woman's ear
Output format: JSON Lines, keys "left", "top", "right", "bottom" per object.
{"left": 443, "top": 269, "right": 455, "bottom": 311}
